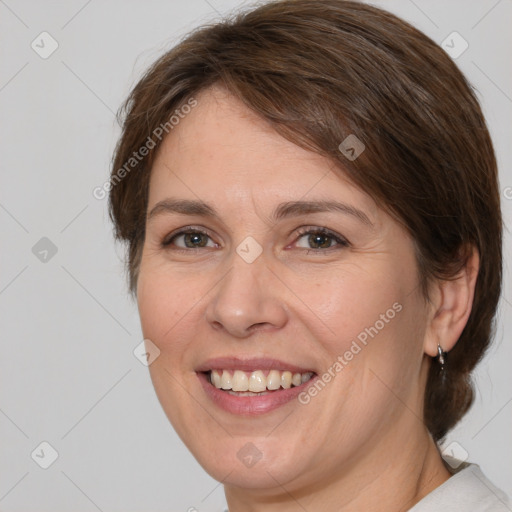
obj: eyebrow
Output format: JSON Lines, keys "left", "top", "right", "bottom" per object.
{"left": 148, "top": 199, "right": 218, "bottom": 220}
{"left": 274, "top": 200, "right": 374, "bottom": 227}
{"left": 147, "top": 198, "right": 373, "bottom": 227}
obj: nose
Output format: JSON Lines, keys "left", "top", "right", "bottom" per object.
{"left": 205, "top": 256, "right": 288, "bottom": 338}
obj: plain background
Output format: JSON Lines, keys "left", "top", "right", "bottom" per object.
{"left": 1, "top": 0, "right": 511, "bottom": 510}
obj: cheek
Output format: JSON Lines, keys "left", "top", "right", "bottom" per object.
{"left": 136, "top": 265, "right": 200, "bottom": 351}
{"left": 285, "top": 264, "right": 406, "bottom": 355}
{"left": 136, "top": 267, "right": 206, "bottom": 435}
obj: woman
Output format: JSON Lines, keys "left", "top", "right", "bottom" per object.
{"left": 109, "top": 0, "right": 509, "bottom": 510}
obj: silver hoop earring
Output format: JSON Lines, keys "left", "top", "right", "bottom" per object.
{"left": 437, "top": 344, "right": 446, "bottom": 366}
{"left": 437, "top": 343, "right": 447, "bottom": 375}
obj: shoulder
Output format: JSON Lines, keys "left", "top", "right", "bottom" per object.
{"left": 409, "top": 463, "right": 511, "bottom": 512}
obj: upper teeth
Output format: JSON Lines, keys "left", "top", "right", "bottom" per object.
{"left": 210, "top": 369, "right": 313, "bottom": 392}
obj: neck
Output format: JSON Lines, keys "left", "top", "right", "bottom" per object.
{"left": 224, "top": 427, "right": 450, "bottom": 512}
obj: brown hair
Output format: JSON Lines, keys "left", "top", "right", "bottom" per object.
{"left": 109, "top": 0, "right": 502, "bottom": 441}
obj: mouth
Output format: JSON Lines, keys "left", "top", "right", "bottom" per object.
{"left": 206, "top": 369, "right": 315, "bottom": 395}
{"left": 196, "top": 358, "right": 318, "bottom": 415}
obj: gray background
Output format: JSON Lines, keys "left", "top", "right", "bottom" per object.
{"left": 1, "top": 0, "right": 511, "bottom": 510}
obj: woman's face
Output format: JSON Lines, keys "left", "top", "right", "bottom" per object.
{"left": 137, "top": 87, "right": 431, "bottom": 491}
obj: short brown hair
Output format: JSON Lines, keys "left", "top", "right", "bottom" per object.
{"left": 109, "top": 0, "right": 503, "bottom": 441}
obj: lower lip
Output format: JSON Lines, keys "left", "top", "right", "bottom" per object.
{"left": 197, "top": 372, "right": 318, "bottom": 415}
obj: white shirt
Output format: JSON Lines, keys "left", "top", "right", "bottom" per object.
{"left": 410, "top": 463, "right": 511, "bottom": 512}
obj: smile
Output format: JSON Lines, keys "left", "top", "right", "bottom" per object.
{"left": 196, "top": 358, "right": 318, "bottom": 415}
{"left": 209, "top": 369, "right": 314, "bottom": 393}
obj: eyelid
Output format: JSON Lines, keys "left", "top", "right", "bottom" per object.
{"left": 290, "top": 226, "right": 350, "bottom": 248}
{"left": 161, "top": 225, "right": 218, "bottom": 247}
{"left": 160, "top": 224, "right": 349, "bottom": 250}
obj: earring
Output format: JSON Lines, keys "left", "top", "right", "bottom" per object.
{"left": 437, "top": 344, "right": 447, "bottom": 384}
{"left": 437, "top": 344, "right": 446, "bottom": 367}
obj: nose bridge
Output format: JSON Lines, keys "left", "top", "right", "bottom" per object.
{"left": 206, "top": 249, "right": 287, "bottom": 337}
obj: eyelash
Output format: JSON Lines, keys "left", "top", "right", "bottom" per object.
{"left": 161, "top": 226, "right": 350, "bottom": 251}
{"left": 161, "top": 226, "right": 215, "bottom": 249}
{"left": 293, "top": 226, "right": 350, "bottom": 251}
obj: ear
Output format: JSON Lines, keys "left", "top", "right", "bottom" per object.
{"left": 423, "top": 245, "right": 480, "bottom": 357}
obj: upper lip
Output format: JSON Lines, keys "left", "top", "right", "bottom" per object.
{"left": 195, "top": 357, "right": 316, "bottom": 374}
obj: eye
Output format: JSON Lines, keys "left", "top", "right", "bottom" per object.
{"left": 162, "top": 228, "right": 218, "bottom": 249}
{"left": 293, "top": 227, "right": 349, "bottom": 250}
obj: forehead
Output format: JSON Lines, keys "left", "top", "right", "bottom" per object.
{"left": 148, "top": 86, "right": 378, "bottom": 219}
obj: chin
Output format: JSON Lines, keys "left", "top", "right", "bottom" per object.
{"left": 197, "top": 447, "right": 304, "bottom": 490}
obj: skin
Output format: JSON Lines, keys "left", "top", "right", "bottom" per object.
{"left": 137, "top": 86, "right": 479, "bottom": 511}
